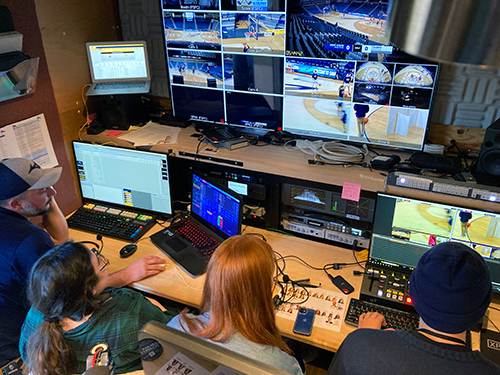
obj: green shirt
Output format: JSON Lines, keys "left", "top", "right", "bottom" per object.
{"left": 20, "top": 288, "right": 175, "bottom": 374}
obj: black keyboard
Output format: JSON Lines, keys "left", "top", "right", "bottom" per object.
{"left": 67, "top": 204, "right": 155, "bottom": 241}
{"left": 345, "top": 298, "right": 420, "bottom": 330}
{"left": 171, "top": 219, "right": 220, "bottom": 259}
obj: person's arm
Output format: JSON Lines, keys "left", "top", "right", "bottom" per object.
{"left": 107, "top": 255, "right": 167, "bottom": 288}
{"left": 42, "top": 199, "right": 69, "bottom": 245}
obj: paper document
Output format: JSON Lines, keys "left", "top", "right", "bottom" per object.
{"left": 118, "top": 121, "right": 182, "bottom": 146}
{"left": 0, "top": 113, "right": 59, "bottom": 167}
{"left": 275, "top": 287, "right": 347, "bottom": 332}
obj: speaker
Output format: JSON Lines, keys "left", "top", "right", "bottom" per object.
{"left": 207, "top": 78, "right": 217, "bottom": 88}
{"left": 473, "top": 118, "right": 500, "bottom": 185}
{"left": 98, "top": 95, "right": 141, "bottom": 130}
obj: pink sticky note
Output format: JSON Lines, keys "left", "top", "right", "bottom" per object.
{"left": 341, "top": 182, "right": 361, "bottom": 202}
{"left": 106, "top": 130, "right": 123, "bottom": 136}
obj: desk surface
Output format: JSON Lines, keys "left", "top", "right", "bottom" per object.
{"left": 69, "top": 224, "right": 500, "bottom": 354}
{"left": 69, "top": 225, "right": 360, "bottom": 352}
{"left": 81, "top": 126, "right": 497, "bottom": 211}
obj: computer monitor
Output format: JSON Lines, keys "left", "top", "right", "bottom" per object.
{"left": 72, "top": 141, "right": 173, "bottom": 217}
{"left": 139, "top": 321, "right": 292, "bottom": 375}
{"left": 372, "top": 193, "right": 500, "bottom": 292}
{"left": 159, "top": 0, "right": 439, "bottom": 149}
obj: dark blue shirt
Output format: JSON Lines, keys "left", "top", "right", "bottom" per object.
{"left": 0, "top": 207, "right": 54, "bottom": 366}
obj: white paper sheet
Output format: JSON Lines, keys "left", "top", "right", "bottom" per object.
{"left": 0, "top": 113, "right": 59, "bottom": 167}
{"left": 118, "top": 121, "right": 182, "bottom": 146}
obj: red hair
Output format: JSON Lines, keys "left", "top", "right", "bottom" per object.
{"left": 179, "top": 234, "right": 291, "bottom": 355}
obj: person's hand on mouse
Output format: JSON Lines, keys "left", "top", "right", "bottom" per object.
{"left": 124, "top": 255, "right": 167, "bottom": 283}
{"left": 358, "top": 312, "right": 394, "bottom": 330}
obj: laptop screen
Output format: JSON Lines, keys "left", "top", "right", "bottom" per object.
{"left": 72, "top": 142, "right": 172, "bottom": 216}
{"left": 371, "top": 193, "right": 500, "bottom": 292}
{"left": 86, "top": 41, "right": 150, "bottom": 82}
{"left": 191, "top": 173, "right": 242, "bottom": 238}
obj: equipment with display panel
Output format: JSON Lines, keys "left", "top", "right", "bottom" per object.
{"left": 280, "top": 179, "right": 376, "bottom": 248}
{"left": 160, "top": 0, "right": 439, "bottom": 149}
{"left": 346, "top": 192, "right": 500, "bottom": 329}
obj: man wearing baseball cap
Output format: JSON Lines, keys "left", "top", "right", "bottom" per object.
{"left": 0, "top": 158, "right": 68, "bottom": 367}
{"left": 0, "top": 158, "right": 171, "bottom": 368}
{"left": 327, "top": 242, "right": 500, "bottom": 374}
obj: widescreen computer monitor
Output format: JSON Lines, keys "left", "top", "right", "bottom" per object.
{"left": 160, "top": 0, "right": 438, "bottom": 149}
{"left": 139, "top": 322, "right": 292, "bottom": 375}
{"left": 72, "top": 141, "right": 173, "bottom": 217}
{"left": 372, "top": 193, "right": 500, "bottom": 292}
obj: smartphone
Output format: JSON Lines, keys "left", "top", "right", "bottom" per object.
{"left": 293, "top": 307, "right": 315, "bottom": 336}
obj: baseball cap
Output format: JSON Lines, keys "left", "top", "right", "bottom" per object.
{"left": 0, "top": 158, "right": 62, "bottom": 200}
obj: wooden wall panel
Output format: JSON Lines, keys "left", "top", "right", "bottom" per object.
{"left": 0, "top": 0, "right": 78, "bottom": 215}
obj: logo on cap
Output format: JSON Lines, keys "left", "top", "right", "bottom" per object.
{"left": 29, "top": 162, "right": 41, "bottom": 174}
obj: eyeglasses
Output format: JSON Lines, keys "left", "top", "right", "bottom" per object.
{"left": 91, "top": 248, "right": 110, "bottom": 272}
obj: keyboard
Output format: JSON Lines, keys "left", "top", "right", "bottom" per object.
{"left": 171, "top": 219, "right": 220, "bottom": 259}
{"left": 345, "top": 298, "right": 420, "bottom": 330}
{"left": 94, "top": 82, "right": 147, "bottom": 90}
{"left": 67, "top": 203, "right": 155, "bottom": 241}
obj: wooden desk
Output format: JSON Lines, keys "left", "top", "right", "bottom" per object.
{"left": 69, "top": 225, "right": 359, "bottom": 352}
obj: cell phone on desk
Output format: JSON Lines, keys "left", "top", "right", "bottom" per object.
{"left": 293, "top": 307, "right": 315, "bottom": 336}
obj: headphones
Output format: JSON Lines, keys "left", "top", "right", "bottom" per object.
{"left": 78, "top": 234, "right": 103, "bottom": 253}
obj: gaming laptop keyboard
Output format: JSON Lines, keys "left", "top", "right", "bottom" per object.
{"left": 345, "top": 298, "right": 420, "bottom": 331}
{"left": 170, "top": 219, "right": 220, "bottom": 259}
{"left": 67, "top": 203, "right": 155, "bottom": 241}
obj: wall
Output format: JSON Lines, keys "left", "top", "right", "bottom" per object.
{"left": 33, "top": 0, "right": 122, "bottom": 210}
{"left": 0, "top": 0, "right": 78, "bottom": 214}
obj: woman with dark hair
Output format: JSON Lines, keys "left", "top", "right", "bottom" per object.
{"left": 167, "top": 234, "right": 303, "bottom": 375}
{"left": 19, "top": 241, "right": 174, "bottom": 375}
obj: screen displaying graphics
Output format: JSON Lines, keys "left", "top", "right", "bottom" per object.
{"left": 371, "top": 193, "right": 500, "bottom": 292}
{"left": 192, "top": 173, "right": 241, "bottom": 237}
{"left": 161, "top": 0, "right": 439, "bottom": 149}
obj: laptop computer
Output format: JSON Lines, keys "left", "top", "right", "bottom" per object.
{"left": 139, "top": 321, "right": 292, "bottom": 375}
{"left": 67, "top": 141, "right": 173, "bottom": 241}
{"left": 150, "top": 172, "right": 242, "bottom": 277}
{"left": 85, "top": 41, "right": 151, "bottom": 96}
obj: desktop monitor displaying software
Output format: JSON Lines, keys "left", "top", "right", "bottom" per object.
{"left": 160, "top": 0, "right": 439, "bottom": 150}
{"left": 72, "top": 142, "right": 173, "bottom": 216}
{"left": 371, "top": 193, "right": 500, "bottom": 293}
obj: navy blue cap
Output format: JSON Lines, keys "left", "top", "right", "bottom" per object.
{"left": 409, "top": 241, "right": 492, "bottom": 333}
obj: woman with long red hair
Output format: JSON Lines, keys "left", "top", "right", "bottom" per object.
{"left": 168, "top": 234, "right": 303, "bottom": 374}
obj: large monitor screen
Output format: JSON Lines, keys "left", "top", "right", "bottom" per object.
{"left": 160, "top": 0, "right": 439, "bottom": 149}
{"left": 72, "top": 142, "right": 173, "bottom": 216}
{"left": 372, "top": 193, "right": 500, "bottom": 293}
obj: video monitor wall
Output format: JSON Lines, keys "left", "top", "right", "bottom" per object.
{"left": 160, "top": 0, "right": 439, "bottom": 150}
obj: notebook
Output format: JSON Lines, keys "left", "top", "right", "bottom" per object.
{"left": 67, "top": 141, "right": 173, "bottom": 241}
{"left": 150, "top": 172, "right": 242, "bottom": 277}
{"left": 85, "top": 41, "right": 151, "bottom": 96}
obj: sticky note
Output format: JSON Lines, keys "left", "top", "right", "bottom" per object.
{"left": 341, "top": 182, "right": 361, "bottom": 202}
{"left": 106, "top": 130, "right": 123, "bottom": 136}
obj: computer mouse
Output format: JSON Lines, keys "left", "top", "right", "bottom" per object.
{"left": 119, "top": 244, "right": 138, "bottom": 258}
